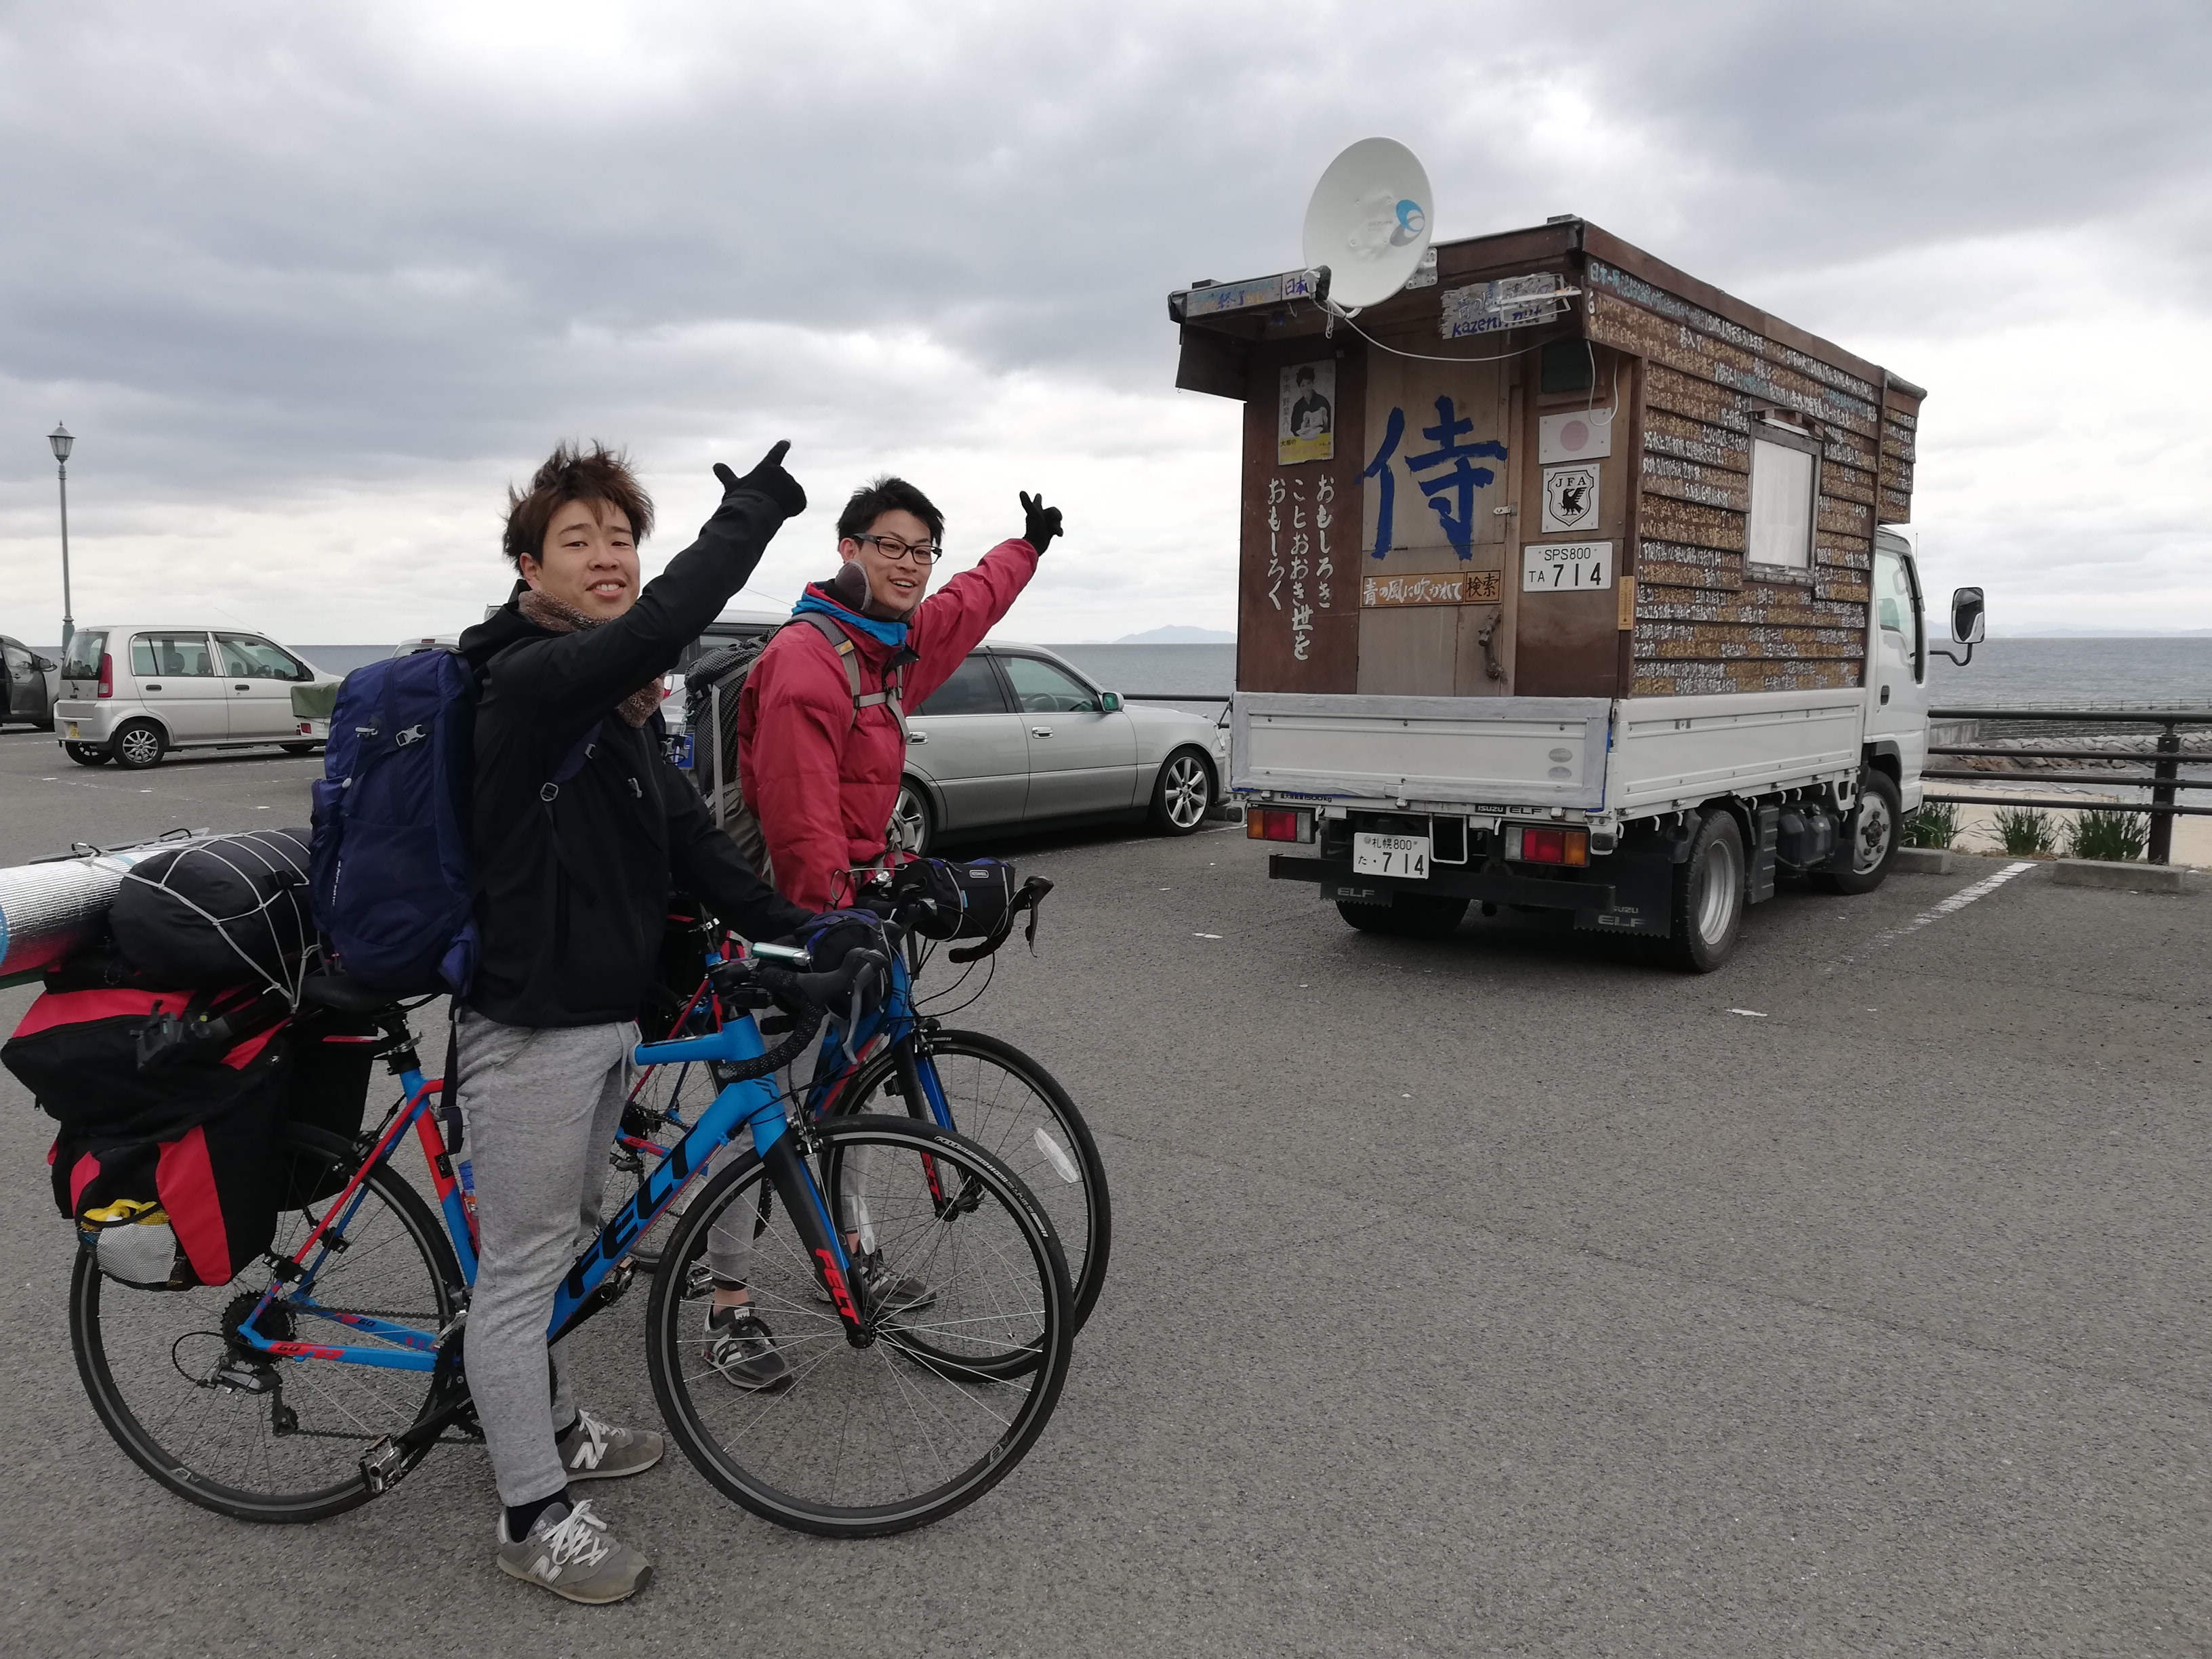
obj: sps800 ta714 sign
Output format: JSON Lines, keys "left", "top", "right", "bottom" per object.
{"left": 1522, "top": 540, "right": 1613, "bottom": 592}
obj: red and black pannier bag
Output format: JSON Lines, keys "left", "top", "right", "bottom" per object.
{"left": 3, "top": 975, "right": 293, "bottom": 1290}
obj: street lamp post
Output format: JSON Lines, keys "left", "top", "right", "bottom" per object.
{"left": 48, "top": 422, "right": 74, "bottom": 655}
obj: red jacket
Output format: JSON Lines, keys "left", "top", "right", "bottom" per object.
{"left": 737, "top": 539, "right": 1040, "bottom": 909}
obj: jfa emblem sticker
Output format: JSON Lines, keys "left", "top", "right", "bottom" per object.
{"left": 1542, "top": 464, "right": 1599, "bottom": 535}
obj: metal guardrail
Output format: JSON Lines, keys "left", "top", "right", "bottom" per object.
{"left": 1924, "top": 706, "right": 2212, "bottom": 865}
{"left": 1120, "top": 693, "right": 1229, "bottom": 702}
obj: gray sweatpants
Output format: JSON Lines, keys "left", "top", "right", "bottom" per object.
{"left": 456, "top": 1010, "right": 635, "bottom": 1509}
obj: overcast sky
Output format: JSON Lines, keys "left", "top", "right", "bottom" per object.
{"left": 3, "top": 1, "right": 2209, "bottom": 648}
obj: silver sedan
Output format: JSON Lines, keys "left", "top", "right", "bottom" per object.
{"left": 891, "top": 642, "right": 1226, "bottom": 853}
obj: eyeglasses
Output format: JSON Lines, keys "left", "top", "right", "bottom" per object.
{"left": 853, "top": 533, "right": 940, "bottom": 566}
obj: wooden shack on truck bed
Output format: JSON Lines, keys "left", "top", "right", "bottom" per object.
{"left": 1168, "top": 217, "right": 1925, "bottom": 704}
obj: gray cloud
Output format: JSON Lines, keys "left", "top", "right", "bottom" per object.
{"left": 2, "top": 0, "right": 2209, "bottom": 636}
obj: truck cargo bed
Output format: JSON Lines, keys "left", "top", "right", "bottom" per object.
{"left": 1232, "top": 688, "right": 1865, "bottom": 819}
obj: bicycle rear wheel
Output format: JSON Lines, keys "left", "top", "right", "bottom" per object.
{"left": 831, "top": 1029, "right": 1110, "bottom": 1332}
{"left": 70, "top": 1125, "right": 464, "bottom": 1523}
{"left": 645, "top": 1116, "right": 1072, "bottom": 1538}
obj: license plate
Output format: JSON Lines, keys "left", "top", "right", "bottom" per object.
{"left": 1353, "top": 832, "right": 1429, "bottom": 879}
{"left": 66, "top": 722, "right": 79, "bottom": 739}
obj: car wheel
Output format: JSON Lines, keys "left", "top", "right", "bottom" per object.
{"left": 1653, "top": 807, "right": 1746, "bottom": 972}
{"left": 110, "top": 720, "right": 167, "bottom": 771}
{"left": 1336, "top": 894, "right": 1469, "bottom": 938}
{"left": 281, "top": 741, "right": 322, "bottom": 756}
{"left": 64, "top": 741, "right": 110, "bottom": 767}
{"left": 1811, "top": 771, "right": 1901, "bottom": 896}
{"left": 1149, "top": 747, "right": 1212, "bottom": 836}
{"left": 888, "top": 780, "right": 934, "bottom": 857}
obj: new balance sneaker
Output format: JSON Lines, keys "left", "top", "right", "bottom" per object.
{"left": 818, "top": 1247, "right": 938, "bottom": 1316}
{"left": 556, "top": 1407, "right": 663, "bottom": 1483}
{"left": 703, "top": 1303, "right": 792, "bottom": 1391}
{"left": 495, "top": 1498, "right": 651, "bottom": 1604}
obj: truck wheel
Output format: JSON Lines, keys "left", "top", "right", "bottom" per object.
{"left": 1336, "top": 894, "right": 1469, "bottom": 939}
{"left": 1655, "top": 808, "right": 1745, "bottom": 972}
{"left": 1812, "top": 771, "right": 1900, "bottom": 896}
{"left": 1148, "top": 748, "right": 1212, "bottom": 835}
{"left": 110, "top": 720, "right": 167, "bottom": 771}
{"left": 64, "top": 741, "right": 110, "bottom": 767}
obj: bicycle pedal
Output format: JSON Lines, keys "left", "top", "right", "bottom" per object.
{"left": 360, "top": 1437, "right": 405, "bottom": 1494}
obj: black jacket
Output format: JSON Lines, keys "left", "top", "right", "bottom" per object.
{"left": 457, "top": 489, "right": 812, "bottom": 1027}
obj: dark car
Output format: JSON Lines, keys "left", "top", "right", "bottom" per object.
{"left": 2, "top": 635, "right": 57, "bottom": 730}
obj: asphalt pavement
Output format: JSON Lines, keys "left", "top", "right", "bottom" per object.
{"left": 2, "top": 726, "right": 2209, "bottom": 1656}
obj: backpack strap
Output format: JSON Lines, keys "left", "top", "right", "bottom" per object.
{"left": 535, "top": 720, "right": 607, "bottom": 907}
{"left": 792, "top": 612, "right": 910, "bottom": 743}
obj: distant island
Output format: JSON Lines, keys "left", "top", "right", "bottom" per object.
{"left": 1115, "top": 626, "right": 1235, "bottom": 644}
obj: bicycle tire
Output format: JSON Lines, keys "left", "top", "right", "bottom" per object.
{"left": 828, "top": 1029, "right": 1110, "bottom": 1332}
{"left": 70, "top": 1124, "right": 464, "bottom": 1523}
{"left": 645, "top": 1115, "right": 1073, "bottom": 1538}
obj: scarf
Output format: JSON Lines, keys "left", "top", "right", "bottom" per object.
{"left": 793, "top": 588, "right": 910, "bottom": 651}
{"left": 516, "top": 589, "right": 664, "bottom": 727}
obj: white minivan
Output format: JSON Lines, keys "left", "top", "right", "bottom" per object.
{"left": 54, "top": 625, "right": 342, "bottom": 770}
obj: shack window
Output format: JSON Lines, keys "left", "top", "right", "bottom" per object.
{"left": 1747, "top": 423, "right": 1820, "bottom": 571}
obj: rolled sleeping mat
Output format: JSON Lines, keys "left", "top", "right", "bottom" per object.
{"left": 0, "top": 833, "right": 214, "bottom": 989}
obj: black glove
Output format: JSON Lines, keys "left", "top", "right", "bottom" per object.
{"left": 713, "top": 440, "right": 806, "bottom": 520}
{"left": 783, "top": 909, "right": 884, "bottom": 977}
{"left": 1019, "top": 490, "right": 1062, "bottom": 555}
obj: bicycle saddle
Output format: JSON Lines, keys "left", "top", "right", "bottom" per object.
{"left": 298, "top": 972, "right": 399, "bottom": 1017}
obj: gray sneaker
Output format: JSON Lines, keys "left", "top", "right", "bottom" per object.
{"left": 556, "top": 1408, "right": 663, "bottom": 1483}
{"left": 704, "top": 1303, "right": 792, "bottom": 1391}
{"left": 819, "top": 1247, "right": 938, "bottom": 1316}
{"left": 495, "top": 1498, "right": 651, "bottom": 1604}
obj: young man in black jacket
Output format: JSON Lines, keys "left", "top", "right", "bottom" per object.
{"left": 452, "top": 440, "right": 857, "bottom": 1603}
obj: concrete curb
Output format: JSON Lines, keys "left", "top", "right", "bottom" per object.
{"left": 1893, "top": 846, "right": 1956, "bottom": 874}
{"left": 2051, "top": 858, "right": 2200, "bottom": 894}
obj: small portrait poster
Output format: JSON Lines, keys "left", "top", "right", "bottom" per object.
{"left": 1278, "top": 361, "right": 1336, "bottom": 464}
{"left": 1541, "top": 463, "right": 1600, "bottom": 535}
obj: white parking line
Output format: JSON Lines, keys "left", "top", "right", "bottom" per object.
{"left": 1880, "top": 860, "right": 2036, "bottom": 943}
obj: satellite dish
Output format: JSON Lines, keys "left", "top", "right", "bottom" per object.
{"left": 1302, "top": 138, "right": 1434, "bottom": 310}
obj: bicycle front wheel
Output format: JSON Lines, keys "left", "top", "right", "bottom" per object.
{"left": 70, "top": 1125, "right": 464, "bottom": 1523}
{"left": 831, "top": 1029, "right": 1111, "bottom": 1332}
{"left": 645, "top": 1116, "right": 1073, "bottom": 1538}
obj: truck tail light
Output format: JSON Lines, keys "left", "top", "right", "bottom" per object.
{"left": 97, "top": 653, "right": 113, "bottom": 699}
{"left": 1246, "top": 806, "right": 1312, "bottom": 844}
{"left": 1507, "top": 823, "right": 1588, "bottom": 866}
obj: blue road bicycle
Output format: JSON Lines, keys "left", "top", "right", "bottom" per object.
{"left": 613, "top": 893, "right": 1111, "bottom": 1330}
{"left": 68, "top": 941, "right": 1075, "bottom": 1537}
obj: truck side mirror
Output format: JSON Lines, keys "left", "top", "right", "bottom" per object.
{"left": 1950, "top": 587, "right": 1985, "bottom": 645}
{"left": 32, "top": 656, "right": 56, "bottom": 672}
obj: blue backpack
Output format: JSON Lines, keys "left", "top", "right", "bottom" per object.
{"left": 308, "top": 649, "right": 596, "bottom": 996}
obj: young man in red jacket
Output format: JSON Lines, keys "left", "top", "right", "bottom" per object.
{"left": 736, "top": 476, "right": 1059, "bottom": 908}
{"left": 703, "top": 476, "right": 1059, "bottom": 1385}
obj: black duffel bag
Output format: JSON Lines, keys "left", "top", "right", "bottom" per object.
{"left": 110, "top": 827, "right": 313, "bottom": 989}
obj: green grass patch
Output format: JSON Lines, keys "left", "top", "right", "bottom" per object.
{"left": 1992, "top": 804, "right": 2060, "bottom": 856}
{"left": 2066, "top": 807, "right": 2150, "bottom": 862}
{"left": 1903, "top": 802, "right": 1961, "bottom": 849}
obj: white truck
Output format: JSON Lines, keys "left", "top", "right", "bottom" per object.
{"left": 1168, "top": 216, "right": 1984, "bottom": 968}
{"left": 1235, "top": 531, "right": 1984, "bottom": 968}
